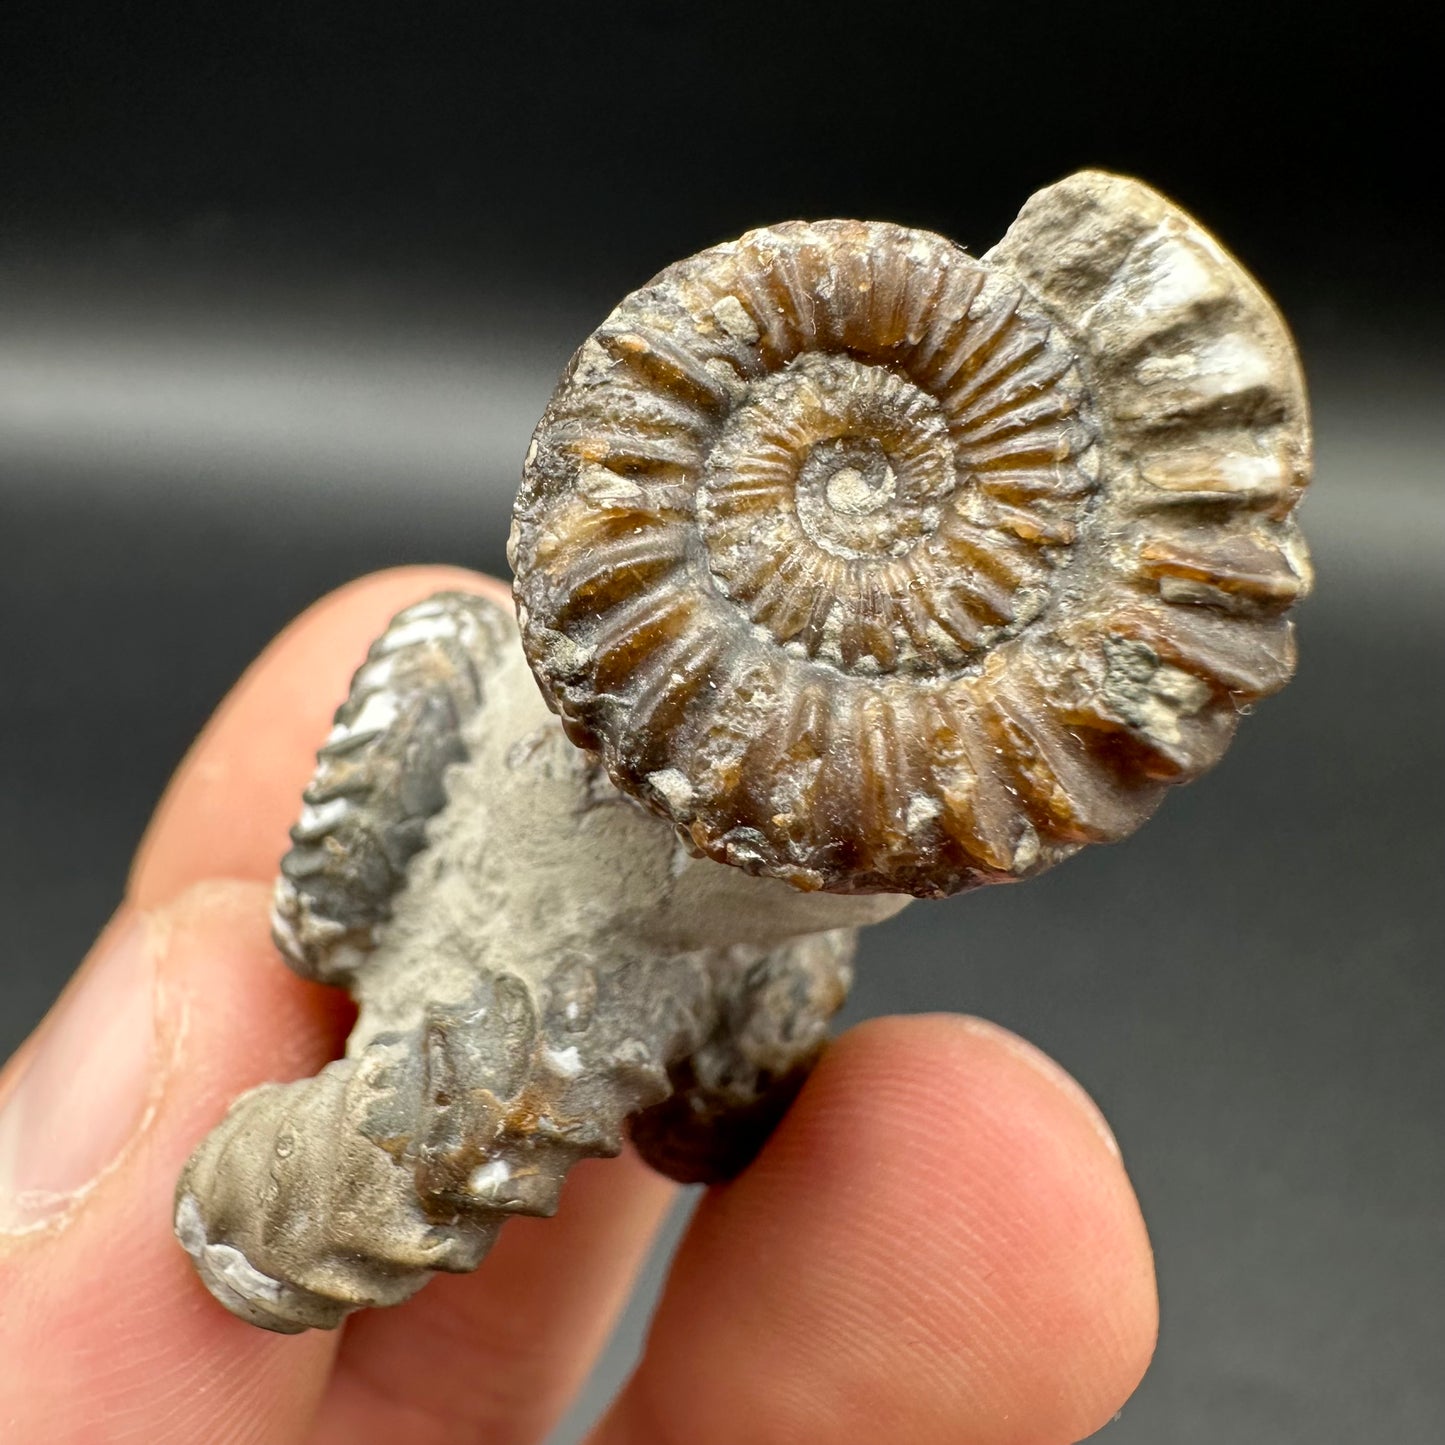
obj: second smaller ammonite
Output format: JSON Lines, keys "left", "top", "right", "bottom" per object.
{"left": 511, "top": 170, "right": 1313, "bottom": 898}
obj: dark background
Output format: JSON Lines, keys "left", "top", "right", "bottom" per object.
{"left": 2, "top": 5, "right": 1441, "bottom": 1441}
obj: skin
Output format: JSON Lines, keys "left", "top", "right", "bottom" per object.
{"left": 0, "top": 567, "right": 1158, "bottom": 1445}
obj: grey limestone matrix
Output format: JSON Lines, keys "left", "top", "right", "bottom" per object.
{"left": 175, "top": 170, "right": 1314, "bottom": 1332}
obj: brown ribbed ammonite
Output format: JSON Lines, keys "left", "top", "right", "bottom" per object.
{"left": 511, "top": 170, "right": 1313, "bottom": 897}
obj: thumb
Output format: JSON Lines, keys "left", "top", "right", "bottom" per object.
{"left": 0, "top": 883, "right": 341, "bottom": 1444}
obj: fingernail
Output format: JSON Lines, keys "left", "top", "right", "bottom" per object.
{"left": 0, "top": 910, "right": 157, "bottom": 1233}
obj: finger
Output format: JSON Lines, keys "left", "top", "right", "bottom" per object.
{"left": 0, "top": 571, "right": 479, "bottom": 1439}
{"left": 0, "top": 885, "right": 343, "bottom": 1443}
{"left": 591, "top": 1014, "right": 1158, "bottom": 1445}
{"left": 130, "top": 565, "right": 506, "bottom": 911}
{"left": 312, "top": 1152, "right": 674, "bottom": 1445}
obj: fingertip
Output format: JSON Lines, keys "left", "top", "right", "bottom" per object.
{"left": 801, "top": 1013, "right": 1158, "bottom": 1436}
{"left": 603, "top": 1011, "right": 1157, "bottom": 1445}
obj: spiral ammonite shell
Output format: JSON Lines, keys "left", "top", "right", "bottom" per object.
{"left": 511, "top": 170, "right": 1313, "bottom": 897}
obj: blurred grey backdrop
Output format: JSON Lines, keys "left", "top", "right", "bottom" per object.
{"left": 2, "top": 5, "right": 1442, "bottom": 1442}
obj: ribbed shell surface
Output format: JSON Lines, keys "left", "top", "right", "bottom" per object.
{"left": 511, "top": 172, "right": 1312, "bottom": 896}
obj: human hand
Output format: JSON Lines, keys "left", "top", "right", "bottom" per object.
{"left": 0, "top": 567, "right": 1157, "bottom": 1445}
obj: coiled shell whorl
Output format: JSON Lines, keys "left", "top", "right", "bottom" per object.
{"left": 511, "top": 170, "right": 1312, "bottom": 897}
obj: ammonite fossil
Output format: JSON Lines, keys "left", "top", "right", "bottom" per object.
{"left": 512, "top": 169, "right": 1312, "bottom": 896}
{"left": 176, "top": 171, "right": 1311, "bottom": 1332}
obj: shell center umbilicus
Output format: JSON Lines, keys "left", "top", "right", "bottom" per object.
{"left": 703, "top": 353, "right": 955, "bottom": 570}
{"left": 696, "top": 339, "right": 1087, "bottom": 674}
{"left": 821, "top": 457, "right": 892, "bottom": 517}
